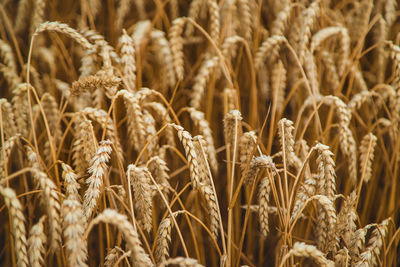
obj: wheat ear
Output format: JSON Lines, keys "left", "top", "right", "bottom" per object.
{"left": 118, "top": 29, "right": 136, "bottom": 91}
{"left": 244, "top": 155, "right": 274, "bottom": 185}
{"left": 150, "top": 29, "right": 176, "bottom": 88}
{"left": 80, "top": 107, "right": 124, "bottom": 162}
{"left": 0, "top": 135, "right": 19, "bottom": 179}
{"left": 34, "top": 21, "right": 93, "bottom": 50}
{"left": 155, "top": 211, "right": 184, "bottom": 264}
{"left": 356, "top": 219, "right": 390, "bottom": 267}
{"left": 62, "top": 197, "right": 88, "bottom": 267}
{"left": 27, "top": 148, "right": 61, "bottom": 252}
{"left": 258, "top": 176, "right": 271, "bottom": 238}
{"left": 90, "top": 209, "right": 153, "bottom": 267}
{"left": 72, "top": 117, "right": 97, "bottom": 175}
{"left": 279, "top": 242, "right": 334, "bottom": 267}
{"left": 83, "top": 140, "right": 112, "bottom": 220}
{"left": 169, "top": 18, "right": 186, "bottom": 80}
{"left": 0, "top": 186, "right": 29, "bottom": 267}
{"left": 127, "top": 164, "right": 153, "bottom": 233}
{"left": 337, "top": 191, "right": 357, "bottom": 246}
{"left": 170, "top": 123, "right": 202, "bottom": 189}
{"left": 187, "top": 108, "right": 218, "bottom": 173}
{"left": 27, "top": 216, "right": 46, "bottom": 267}
{"left": 254, "top": 35, "right": 287, "bottom": 70}
{"left": 159, "top": 256, "right": 204, "bottom": 267}
{"left": 359, "top": 133, "right": 377, "bottom": 183}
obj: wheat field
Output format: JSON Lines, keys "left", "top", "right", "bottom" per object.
{"left": 0, "top": 0, "right": 399, "bottom": 266}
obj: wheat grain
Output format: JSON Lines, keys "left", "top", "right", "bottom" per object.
{"left": 148, "top": 156, "right": 171, "bottom": 201}
{"left": 117, "top": 90, "right": 147, "bottom": 153}
{"left": 115, "top": 0, "right": 131, "bottom": 30}
{"left": 278, "top": 118, "right": 302, "bottom": 171}
{"left": 30, "top": 0, "right": 46, "bottom": 37}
